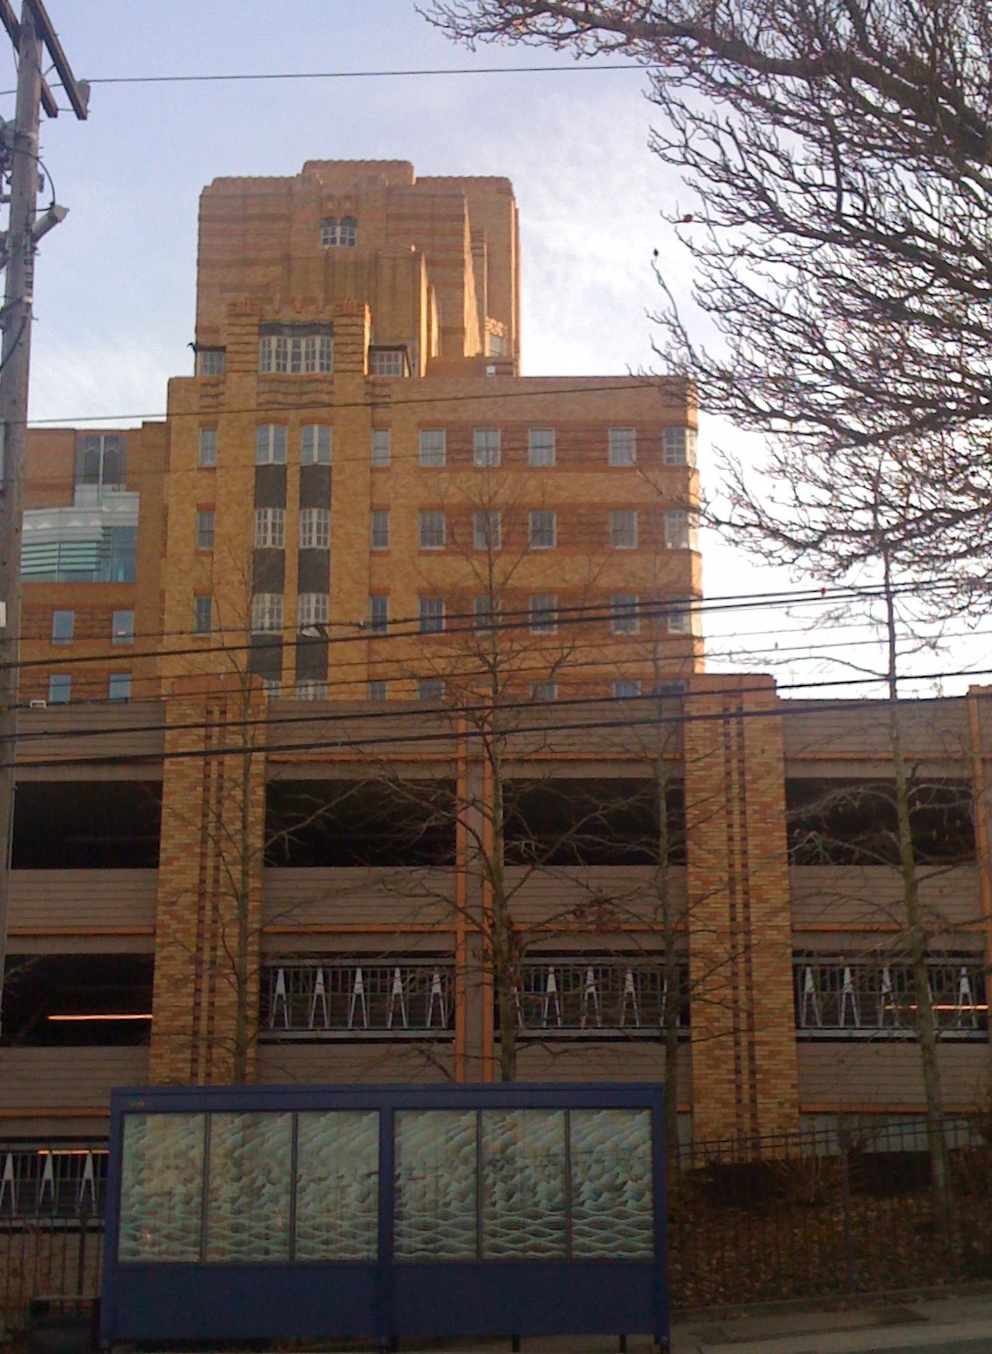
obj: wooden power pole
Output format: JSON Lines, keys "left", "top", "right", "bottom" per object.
{"left": 0, "top": 0, "right": 87, "bottom": 1035}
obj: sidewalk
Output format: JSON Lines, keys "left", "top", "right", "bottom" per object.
{"left": 670, "top": 1287, "right": 992, "bottom": 1353}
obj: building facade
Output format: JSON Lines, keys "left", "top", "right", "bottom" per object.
{"left": 0, "top": 162, "right": 989, "bottom": 1161}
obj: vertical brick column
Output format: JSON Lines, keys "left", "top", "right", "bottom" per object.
{"left": 967, "top": 687, "right": 992, "bottom": 1089}
{"left": 149, "top": 675, "right": 266, "bottom": 1084}
{"left": 684, "top": 674, "right": 799, "bottom": 1144}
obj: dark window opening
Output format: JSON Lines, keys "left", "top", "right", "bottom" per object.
{"left": 12, "top": 781, "right": 161, "bottom": 869}
{"left": 504, "top": 778, "right": 685, "bottom": 866}
{"left": 1, "top": 954, "right": 153, "bottom": 1046}
{"left": 265, "top": 779, "right": 456, "bottom": 867}
{"left": 787, "top": 779, "right": 975, "bottom": 866}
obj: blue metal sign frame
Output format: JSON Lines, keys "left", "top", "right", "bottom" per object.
{"left": 101, "top": 1082, "right": 668, "bottom": 1350}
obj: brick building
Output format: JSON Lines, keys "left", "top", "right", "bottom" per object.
{"left": 0, "top": 162, "right": 989, "bottom": 1164}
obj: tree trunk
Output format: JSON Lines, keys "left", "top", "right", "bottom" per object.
{"left": 883, "top": 560, "right": 951, "bottom": 1225}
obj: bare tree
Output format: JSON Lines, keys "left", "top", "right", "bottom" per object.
{"left": 425, "top": 0, "right": 992, "bottom": 564}
{"left": 397, "top": 463, "right": 606, "bottom": 1081}
{"left": 721, "top": 451, "right": 972, "bottom": 1219}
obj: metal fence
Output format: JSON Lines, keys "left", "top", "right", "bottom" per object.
{"left": 3, "top": 1116, "right": 992, "bottom": 1338}
{"left": 0, "top": 1146, "right": 105, "bottom": 1339}
{"left": 669, "top": 1115, "right": 992, "bottom": 1308}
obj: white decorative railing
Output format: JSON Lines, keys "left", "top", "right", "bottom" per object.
{"left": 794, "top": 957, "right": 988, "bottom": 1039}
{"left": 261, "top": 961, "right": 455, "bottom": 1038}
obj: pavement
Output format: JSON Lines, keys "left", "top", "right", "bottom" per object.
{"left": 669, "top": 1288, "right": 992, "bottom": 1353}
{"left": 361, "top": 1287, "right": 992, "bottom": 1354}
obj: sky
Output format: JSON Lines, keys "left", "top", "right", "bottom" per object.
{"left": 10, "top": 0, "right": 990, "bottom": 700}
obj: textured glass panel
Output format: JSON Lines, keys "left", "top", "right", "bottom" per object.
{"left": 119, "top": 1113, "right": 205, "bottom": 1262}
{"left": 205, "top": 1112, "right": 291, "bottom": 1262}
{"left": 394, "top": 1110, "right": 477, "bottom": 1260}
{"left": 570, "top": 1109, "right": 653, "bottom": 1259}
{"left": 296, "top": 1111, "right": 379, "bottom": 1260}
{"left": 482, "top": 1109, "right": 566, "bottom": 1259}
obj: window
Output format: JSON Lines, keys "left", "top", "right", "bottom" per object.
{"left": 299, "top": 508, "right": 330, "bottom": 550}
{"left": 107, "top": 527, "right": 137, "bottom": 583}
{"left": 321, "top": 215, "right": 357, "bottom": 247}
{"left": 608, "top": 427, "right": 636, "bottom": 466}
{"left": 112, "top": 610, "right": 134, "bottom": 644}
{"left": 419, "top": 429, "right": 446, "bottom": 467}
{"left": 418, "top": 677, "right": 443, "bottom": 702}
{"left": 612, "top": 594, "right": 640, "bottom": 634}
{"left": 473, "top": 428, "right": 501, "bottom": 467}
{"left": 48, "top": 674, "right": 70, "bottom": 704}
{"left": 296, "top": 680, "right": 328, "bottom": 701}
{"left": 529, "top": 509, "right": 556, "bottom": 549}
{"left": 193, "top": 595, "right": 212, "bottom": 635}
{"left": 251, "top": 593, "right": 283, "bottom": 633}
{"left": 196, "top": 510, "right": 215, "bottom": 551}
{"left": 77, "top": 433, "right": 125, "bottom": 492}
{"left": 263, "top": 680, "right": 281, "bottom": 700}
{"left": 664, "top": 427, "right": 697, "bottom": 467}
{"left": 610, "top": 509, "right": 638, "bottom": 549}
{"left": 530, "top": 594, "right": 557, "bottom": 634}
{"left": 51, "top": 610, "right": 73, "bottom": 644}
{"left": 664, "top": 510, "right": 691, "bottom": 549}
{"left": 668, "top": 597, "right": 693, "bottom": 635}
{"left": 301, "top": 425, "right": 332, "bottom": 464}
{"left": 473, "top": 595, "right": 498, "bottom": 630}
{"left": 473, "top": 510, "right": 502, "bottom": 551}
{"left": 196, "top": 348, "right": 226, "bottom": 376}
{"left": 259, "top": 330, "right": 333, "bottom": 375}
{"left": 108, "top": 673, "right": 131, "bottom": 702}
{"left": 369, "top": 595, "right": 388, "bottom": 635}
{"left": 370, "top": 348, "right": 408, "bottom": 377}
{"left": 369, "top": 680, "right": 387, "bottom": 702}
{"left": 371, "top": 429, "right": 391, "bottom": 468}
{"left": 370, "top": 510, "right": 390, "bottom": 550}
{"left": 528, "top": 427, "right": 555, "bottom": 467}
{"left": 256, "top": 425, "right": 288, "bottom": 465}
{"left": 298, "top": 593, "right": 329, "bottom": 629}
{"left": 419, "top": 596, "right": 445, "bottom": 633}
{"left": 254, "top": 507, "right": 285, "bottom": 549}
{"left": 22, "top": 524, "right": 137, "bottom": 584}
{"left": 613, "top": 680, "right": 641, "bottom": 699}
{"left": 198, "top": 428, "right": 217, "bottom": 467}
{"left": 419, "top": 510, "right": 446, "bottom": 549}
{"left": 531, "top": 681, "right": 557, "bottom": 702}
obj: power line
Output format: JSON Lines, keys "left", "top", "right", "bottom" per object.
{"left": 7, "top": 673, "right": 992, "bottom": 775}
{"left": 8, "top": 578, "right": 968, "bottom": 677}
{"left": 21, "top": 374, "right": 680, "bottom": 429}
{"left": 8, "top": 655, "right": 992, "bottom": 768}
{"left": 82, "top": 62, "right": 649, "bottom": 88}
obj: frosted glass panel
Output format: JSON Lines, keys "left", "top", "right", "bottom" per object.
{"left": 394, "top": 1110, "right": 477, "bottom": 1260}
{"left": 481, "top": 1109, "right": 566, "bottom": 1258}
{"left": 119, "top": 1113, "right": 205, "bottom": 1262}
{"left": 570, "top": 1109, "right": 653, "bottom": 1258}
{"left": 205, "top": 1112, "right": 292, "bottom": 1262}
{"left": 296, "top": 1111, "right": 379, "bottom": 1260}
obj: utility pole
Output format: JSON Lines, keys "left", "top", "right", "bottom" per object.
{"left": 0, "top": 0, "right": 86, "bottom": 1036}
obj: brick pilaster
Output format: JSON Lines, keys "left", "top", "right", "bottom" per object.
{"left": 684, "top": 673, "right": 799, "bottom": 1144}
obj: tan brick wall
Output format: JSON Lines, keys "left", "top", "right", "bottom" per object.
{"left": 684, "top": 673, "right": 800, "bottom": 1142}
{"left": 149, "top": 676, "right": 266, "bottom": 1084}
